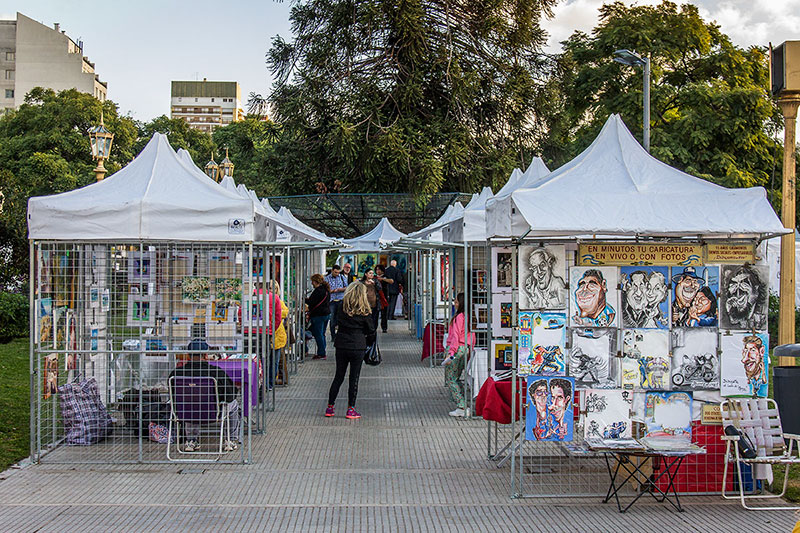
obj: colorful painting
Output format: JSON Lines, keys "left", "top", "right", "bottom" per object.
{"left": 127, "top": 251, "right": 155, "bottom": 283}
{"left": 39, "top": 297, "right": 53, "bottom": 318}
{"left": 644, "top": 391, "right": 692, "bottom": 439}
{"left": 390, "top": 254, "right": 407, "bottom": 277}
{"left": 439, "top": 254, "right": 450, "bottom": 303}
{"left": 518, "top": 245, "right": 567, "bottom": 310}
{"left": 211, "top": 301, "right": 229, "bottom": 322}
{"left": 492, "top": 247, "right": 513, "bottom": 293}
{"left": 214, "top": 278, "right": 242, "bottom": 304}
{"left": 65, "top": 311, "right": 78, "bottom": 371}
{"left": 181, "top": 276, "right": 210, "bottom": 303}
{"left": 720, "top": 332, "right": 769, "bottom": 397}
{"left": 90, "top": 326, "right": 99, "bottom": 351}
{"left": 518, "top": 311, "right": 566, "bottom": 376}
{"left": 719, "top": 264, "right": 768, "bottom": 331}
{"left": 127, "top": 295, "right": 155, "bottom": 327}
{"left": 583, "top": 389, "right": 631, "bottom": 440}
{"left": 472, "top": 270, "right": 487, "bottom": 293}
{"left": 491, "top": 293, "right": 512, "bottom": 336}
{"left": 101, "top": 289, "right": 110, "bottom": 312}
{"left": 670, "top": 328, "right": 718, "bottom": 389}
{"left": 526, "top": 376, "right": 575, "bottom": 441}
{"left": 492, "top": 341, "right": 513, "bottom": 370}
{"left": 569, "top": 328, "right": 615, "bottom": 388}
{"left": 569, "top": 267, "right": 618, "bottom": 327}
{"left": 622, "top": 329, "right": 670, "bottom": 390}
{"left": 620, "top": 266, "right": 669, "bottom": 328}
{"left": 670, "top": 266, "right": 719, "bottom": 328}
{"left": 90, "top": 285, "right": 99, "bottom": 308}
{"left": 43, "top": 354, "right": 58, "bottom": 400}
{"left": 357, "top": 254, "right": 377, "bottom": 278}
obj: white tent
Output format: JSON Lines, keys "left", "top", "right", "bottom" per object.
{"left": 176, "top": 148, "right": 218, "bottom": 185}
{"left": 442, "top": 186, "right": 494, "bottom": 243}
{"left": 28, "top": 133, "right": 263, "bottom": 242}
{"left": 493, "top": 114, "right": 787, "bottom": 240}
{"left": 485, "top": 157, "right": 550, "bottom": 239}
{"left": 342, "top": 217, "right": 406, "bottom": 252}
{"left": 405, "top": 202, "right": 465, "bottom": 242}
{"left": 275, "top": 206, "right": 334, "bottom": 243}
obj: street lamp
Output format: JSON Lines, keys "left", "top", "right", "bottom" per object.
{"left": 613, "top": 49, "right": 650, "bottom": 152}
{"left": 204, "top": 154, "right": 220, "bottom": 181}
{"left": 219, "top": 147, "right": 234, "bottom": 179}
{"left": 88, "top": 111, "right": 114, "bottom": 181}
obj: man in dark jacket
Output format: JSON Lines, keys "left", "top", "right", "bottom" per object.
{"left": 383, "top": 259, "right": 401, "bottom": 320}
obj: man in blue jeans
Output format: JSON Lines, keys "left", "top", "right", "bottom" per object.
{"left": 325, "top": 265, "right": 348, "bottom": 342}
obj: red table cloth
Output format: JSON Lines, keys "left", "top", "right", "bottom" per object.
{"left": 474, "top": 378, "right": 527, "bottom": 424}
{"left": 421, "top": 323, "right": 446, "bottom": 360}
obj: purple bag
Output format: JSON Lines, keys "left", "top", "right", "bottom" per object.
{"left": 58, "top": 378, "right": 113, "bottom": 445}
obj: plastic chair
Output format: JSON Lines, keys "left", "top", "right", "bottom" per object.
{"left": 167, "top": 376, "right": 230, "bottom": 462}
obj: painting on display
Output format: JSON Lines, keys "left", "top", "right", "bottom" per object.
{"left": 340, "top": 254, "right": 357, "bottom": 274}
{"left": 644, "top": 391, "right": 692, "bottom": 439}
{"left": 518, "top": 245, "right": 567, "bottom": 310}
{"left": 90, "top": 285, "right": 100, "bottom": 308}
{"left": 127, "top": 251, "right": 156, "bottom": 284}
{"left": 127, "top": 295, "right": 155, "bottom": 327}
{"left": 621, "top": 329, "right": 670, "bottom": 390}
{"left": 181, "top": 276, "right": 211, "bottom": 303}
{"left": 472, "top": 303, "right": 488, "bottom": 330}
{"left": 38, "top": 249, "right": 52, "bottom": 295}
{"left": 214, "top": 278, "right": 242, "bottom": 304}
{"left": 492, "top": 340, "right": 513, "bottom": 370}
{"left": 357, "top": 254, "right": 377, "bottom": 277}
{"left": 101, "top": 289, "right": 110, "bottom": 312}
{"left": 518, "top": 311, "right": 566, "bottom": 376}
{"left": 526, "top": 376, "right": 575, "bottom": 441}
{"left": 491, "top": 247, "right": 513, "bottom": 293}
{"left": 670, "top": 328, "right": 718, "bottom": 390}
{"left": 390, "top": 254, "right": 407, "bottom": 277}
{"left": 211, "top": 301, "right": 229, "bottom": 322}
{"left": 620, "top": 266, "right": 669, "bottom": 328}
{"left": 569, "top": 267, "right": 618, "bottom": 328}
{"left": 719, "top": 264, "right": 768, "bottom": 331}
{"left": 583, "top": 389, "right": 632, "bottom": 440}
{"left": 569, "top": 328, "right": 616, "bottom": 388}
{"left": 43, "top": 354, "right": 58, "bottom": 400}
{"left": 670, "top": 266, "right": 719, "bottom": 328}
{"left": 439, "top": 254, "right": 450, "bottom": 303}
{"left": 720, "top": 332, "right": 769, "bottom": 397}
{"left": 490, "top": 293, "right": 512, "bottom": 336}
{"left": 472, "top": 270, "right": 487, "bottom": 293}
{"left": 65, "top": 311, "right": 78, "bottom": 371}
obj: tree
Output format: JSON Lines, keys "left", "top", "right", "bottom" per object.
{"left": 265, "top": 0, "right": 558, "bottom": 198}
{"left": 542, "top": 1, "right": 781, "bottom": 195}
{"left": 212, "top": 118, "right": 281, "bottom": 196}
{"left": 133, "top": 115, "right": 215, "bottom": 168}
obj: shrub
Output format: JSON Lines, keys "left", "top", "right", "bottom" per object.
{"left": 767, "top": 292, "right": 800, "bottom": 348}
{"left": 0, "top": 292, "right": 28, "bottom": 343}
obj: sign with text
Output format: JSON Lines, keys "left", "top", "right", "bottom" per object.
{"left": 701, "top": 404, "right": 722, "bottom": 425}
{"left": 706, "top": 243, "right": 757, "bottom": 264}
{"left": 578, "top": 243, "right": 702, "bottom": 266}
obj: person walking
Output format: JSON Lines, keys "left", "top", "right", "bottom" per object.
{"left": 325, "top": 265, "right": 349, "bottom": 342}
{"left": 375, "top": 265, "right": 391, "bottom": 333}
{"left": 383, "top": 259, "right": 401, "bottom": 320}
{"left": 443, "top": 293, "right": 474, "bottom": 417}
{"left": 325, "top": 282, "right": 376, "bottom": 419}
{"left": 362, "top": 269, "right": 383, "bottom": 330}
{"left": 268, "top": 280, "right": 289, "bottom": 389}
{"left": 306, "top": 274, "right": 331, "bottom": 359}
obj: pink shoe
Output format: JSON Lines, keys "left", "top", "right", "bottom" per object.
{"left": 345, "top": 407, "right": 361, "bottom": 419}
{"left": 325, "top": 405, "right": 335, "bottom": 417}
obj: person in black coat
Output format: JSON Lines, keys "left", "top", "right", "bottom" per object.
{"left": 325, "top": 282, "right": 376, "bottom": 419}
{"left": 305, "top": 274, "right": 331, "bottom": 359}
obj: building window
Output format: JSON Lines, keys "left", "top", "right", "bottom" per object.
{"left": 5, "top": 52, "right": 14, "bottom": 61}
{"left": 4, "top": 70, "right": 14, "bottom": 80}
{"left": 194, "top": 98, "right": 198, "bottom": 102}
{"left": 5, "top": 89, "right": 13, "bottom": 98}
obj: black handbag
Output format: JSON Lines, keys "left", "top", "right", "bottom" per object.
{"left": 364, "top": 342, "right": 381, "bottom": 366}
{"left": 724, "top": 425, "right": 757, "bottom": 459}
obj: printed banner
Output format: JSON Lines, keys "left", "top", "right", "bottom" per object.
{"left": 578, "top": 243, "right": 702, "bottom": 266}
{"left": 706, "top": 243, "right": 757, "bottom": 264}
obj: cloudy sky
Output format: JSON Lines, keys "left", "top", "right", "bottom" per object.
{"left": 3, "top": 0, "right": 799, "bottom": 121}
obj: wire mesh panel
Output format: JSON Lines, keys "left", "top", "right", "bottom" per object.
{"left": 32, "top": 241, "right": 253, "bottom": 464}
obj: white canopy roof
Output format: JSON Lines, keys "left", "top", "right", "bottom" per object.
{"left": 443, "top": 186, "right": 494, "bottom": 243}
{"left": 28, "top": 133, "right": 262, "bottom": 241}
{"left": 405, "top": 202, "right": 465, "bottom": 241}
{"left": 486, "top": 157, "right": 550, "bottom": 238}
{"left": 275, "top": 206, "right": 334, "bottom": 243}
{"left": 493, "top": 114, "right": 787, "bottom": 240}
{"left": 342, "top": 218, "right": 406, "bottom": 252}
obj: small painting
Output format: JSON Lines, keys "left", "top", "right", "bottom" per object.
{"left": 720, "top": 332, "right": 769, "bottom": 397}
{"left": 101, "top": 289, "right": 110, "bottom": 312}
{"left": 181, "top": 276, "right": 211, "bottom": 303}
{"left": 491, "top": 293, "right": 512, "bottom": 336}
{"left": 90, "top": 286, "right": 99, "bottom": 308}
{"left": 670, "top": 328, "right": 718, "bottom": 389}
{"left": 518, "top": 245, "right": 567, "bottom": 310}
{"left": 719, "top": 264, "right": 768, "bottom": 331}
{"left": 526, "top": 376, "right": 575, "bottom": 441}
{"left": 43, "top": 354, "right": 58, "bottom": 400}
{"left": 569, "top": 328, "right": 616, "bottom": 388}
{"left": 492, "top": 247, "right": 513, "bottom": 293}
{"left": 472, "top": 270, "right": 487, "bottom": 293}
{"left": 211, "top": 301, "right": 229, "bottom": 322}
{"left": 127, "top": 295, "right": 155, "bottom": 327}
{"left": 492, "top": 340, "right": 513, "bottom": 370}
{"left": 215, "top": 278, "right": 242, "bottom": 304}
{"left": 670, "top": 266, "right": 719, "bottom": 328}
{"left": 127, "top": 251, "right": 155, "bottom": 283}
{"left": 644, "top": 391, "right": 692, "bottom": 439}
{"left": 65, "top": 311, "right": 78, "bottom": 371}
{"left": 518, "top": 311, "right": 566, "bottom": 376}
{"left": 472, "top": 303, "right": 488, "bottom": 330}
{"left": 620, "top": 266, "right": 669, "bottom": 328}
{"left": 622, "top": 329, "right": 670, "bottom": 390}
{"left": 569, "top": 267, "right": 618, "bottom": 328}
{"left": 583, "top": 389, "right": 631, "bottom": 440}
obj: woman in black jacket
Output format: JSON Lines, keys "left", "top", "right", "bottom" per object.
{"left": 325, "top": 281, "right": 376, "bottom": 419}
{"left": 306, "top": 274, "right": 330, "bottom": 360}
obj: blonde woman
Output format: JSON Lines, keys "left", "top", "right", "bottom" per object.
{"left": 325, "top": 282, "right": 376, "bottom": 419}
{"left": 268, "top": 280, "right": 289, "bottom": 388}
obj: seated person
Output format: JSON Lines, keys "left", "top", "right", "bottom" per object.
{"left": 169, "top": 339, "right": 239, "bottom": 452}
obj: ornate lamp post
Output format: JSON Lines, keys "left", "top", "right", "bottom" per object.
{"left": 205, "top": 154, "right": 220, "bottom": 181}
{"left": 220, "top": 148, "right": 235, "bottom": 180}
{"left": 88, "top": 112, "right": 114, "bottom": 181}
{"left": 613, "top": 49, "right": 651, "bottom": 152}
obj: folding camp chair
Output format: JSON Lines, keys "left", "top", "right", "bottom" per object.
{"left": 167, "top": 376, "right": 230, "bottom": 462}
{"left": 721, "top": 398, "right": 800, "bottom": 510}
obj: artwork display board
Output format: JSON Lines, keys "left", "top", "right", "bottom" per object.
{"left": 569, "top": 266, "right": 618, "bottom": 328}
{"left": 619, "top": 266, "right": 669, "bottom": 328}
{"left": 719, "top": 264, "right": 768, "bottom": 331}
{"left": 525, "top": 376, "right": 575, "bottom": 441}
{"left": 720, "top": 332, "right": 769, "bottom": 397}
{"left": 518, "top": 311, "right": 566, "bottom": 376}
{"left": 518, "top": 245, "right": 567, "bottom": 310}
{"left": 569, "top": 328, "right": 615, "bottom": 388}
{"left": 621, "top": 329, "right": 670, "bottom": 390}
{"left": 670, "top": 266, "right": 719, "bottom": 328}
{"left": 644, "top": 391, "right": 692, "bottom": 439}
{"left": 670, "top": 329, "right": 718, "bottom": 390}
{"left": 583, "top": 389, "right": 632, "bottom": 440}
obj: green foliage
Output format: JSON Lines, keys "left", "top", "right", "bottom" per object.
{"left": 133, "top": 115, "right": 215, "bottom": 167}
{"left": 212, "top": 118, "right": 281, "bottom": 196}
{"left": 767, "top": 293, "right": 800, "bottom": 349}
{"left": 0, "top": 338, "right": 30, "bottom": 470}
{"left": 0, "top": 292, "right": 28, "bottom": 343}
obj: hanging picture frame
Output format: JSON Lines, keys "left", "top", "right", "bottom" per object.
{"left": 518, "top": 245, "right": 567, "bottom": 310}
{"left": 127, "top": 251, "right": 156, "bottom": 284}
{"left": 491, "top": 247, "right": 513, "bottom": 293}
{"left": 569, "top": 266, "right": 619, "bottom": 328}
{"left": 490, "top": 293, "right": 513, "bottom": 337}
{"left": 127, "top": 294, "right": 155, "bottom": 327}
{"left": 471, "top": 303, "right": 488, "bottom": 330}
{"left": 719, "top": 264, "right": 769, "bottom": 331}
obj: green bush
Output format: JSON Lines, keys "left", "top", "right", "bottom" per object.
{"left": 0, "top": 292, "right": 28, "bottom": 343}
{"left": 767, "top": 293, "right": 800, "bottom": 348}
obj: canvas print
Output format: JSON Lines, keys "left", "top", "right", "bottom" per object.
{"left": 620, "top": 266, "right": 669, "bottom": 328}
{"left": 127, "top": 295, "right": 155, "bottom": 327}
{"left": 622, "top": 329, "right": 670, "bottom": 390}
{"left": 518, "top": 311, "right": 566, "bottom": 376}
{"left": 570, "top": 267, "right": 618, "bottom": 327}
{"left": 215, "top": 278, "right": 242, "bottom": 304}
{"left": 644, "top": 391, "right": 692, "bottom": 439}
{"left": 492, "top": 340, "right": 513, "bottom": 370}
{"left": 526, "top": 376, "right": 575, "bottom": 441}
{"left": 519, "top": 245, "right": 567, "bottom": 310}
{"left": 671, "top": 266, "right": 719, "bottom": 328}
{"left": 490, "top": 293, "right": 513, "bottom": 336}
{"left": 181, "top": 276, "right": 211, "bottom": 303}
{"left": 127, "top": 251, "right": 155, "bottom": 283}
{"left": 719, "top": 264, "right": 768, "bottom": 331}
{"left": 492, "top": 247, "right": 513, "bottom": 293}
{"left": 569, "top": 328, "right": 616, "bottom": 388}
{"left": 720, "top": 332, "right": 769, "bottom": 397}
{"left": 358, "top": 254, "right": 377, "bottom": 278}
{"left": 671, "top": 328, "right": 718, "bottom": 389}
{"left": 583, "top": 389, "right": 632, "bottom": 440}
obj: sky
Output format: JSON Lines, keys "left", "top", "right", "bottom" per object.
{"left": 2, "top": 0, "right": 799, "bottom": 122}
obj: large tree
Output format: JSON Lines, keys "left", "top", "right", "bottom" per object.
{"left": 265, "top": 0, "right": 558, "bottom": 197}
{"left": 133, "top": 115, "right": 215, "bottom": 169}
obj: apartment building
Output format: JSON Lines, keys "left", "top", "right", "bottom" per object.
{"left": 170, "top": 80, "right": 244, "bottom": 133}
{"left": 0, "top": 12, "right": 107, "bottom": 112}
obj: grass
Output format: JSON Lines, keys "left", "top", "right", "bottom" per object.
{"left": 0, "top": 338, "right": 30, "bottom": 471}
{"left": 768, "top": 353, "right": 800, "bottom": 502}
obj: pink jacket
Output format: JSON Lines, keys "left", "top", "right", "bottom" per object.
{"left": 447, "top": 312, "right": 475, "bottom": 358}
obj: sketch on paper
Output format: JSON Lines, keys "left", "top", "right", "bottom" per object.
{"left": 583, "top": 389, "right": 631, "bottom": 440}
{"left": 622, "top": 329, "right": 670, "bottom": 389}
{"left": 720, "top": 332, "right": 769, "bottom": 397}
{"left": 518, "top": 311, "right": 566, "bottom": 376}
{"left": 491, "top": 293, "right": 512, "bottom": 336}
{"left": 620, "top": 266, "right": 669, "bottom": 328}
{"left": 644, "top": 391, "right": 692, "bottom": 439}
{"left": 569, "top": 328, "right": 615, "bottom": 388}
{"left": 526, "top": 376, "right": 575, "bottom": 441}
{"left": 518, "top": 245, "right": 567, "bottom": 310}
{"left": 719, "top": 264, "right": 768, "bottom": 331}
{"left": 670, "top": 266, "right": 719, "bottom": 328}
{"left": 570, "top": 267, "right": 618, "bottom": 328}
{"left": 492, "top": 247, "right": 513, "bottom": 293}
{"left": 670, "top": 328, "right": 718, "bottom": 389}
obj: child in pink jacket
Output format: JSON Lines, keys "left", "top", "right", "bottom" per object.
{"left": 443, "top": 293, "right": 474, "bottom": 417}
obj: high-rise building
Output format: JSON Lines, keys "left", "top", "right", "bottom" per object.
{"left": 0, "top": 12, "right": 107, "bottom": 113}
{"left": 170, "top": 80, "right": 244, "bottom": 133}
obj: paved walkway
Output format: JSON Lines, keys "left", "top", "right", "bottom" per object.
{"left": 1, "top": 322, "right": 798, "bottom": 531}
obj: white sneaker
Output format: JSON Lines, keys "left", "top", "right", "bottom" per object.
{"left": 184, "top": 439, "right": 200, "bottom": 452}
{"left": 449, "top": 408, "right": 465, "bottom": 417}
{"left": 223, "top": 439, "right": 238, "bottom": 452}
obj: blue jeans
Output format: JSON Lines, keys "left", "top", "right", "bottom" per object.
{"left": 329, "top": 300, "right": 342, "bottom": 340}
{"left": 310, "top": 315, "right": 329, "bottom": 357}
{"left": 268, "top": 348, "right": 282, "bottom": 388}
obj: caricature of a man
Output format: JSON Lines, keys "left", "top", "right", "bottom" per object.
{"left": 621, "top": 270, "right": 649, "bottom": 327}
{"left": 573, "top": 269, "right": 615, "bottom": 327}
{"left": 644, "top": 271, "right": 668, "bottom": 328}
{"left": 545, "top": 378, "right": 572, "bottom": 440}
{"left": 724, "top": 266, "right": 767, "bottom": 330}
{"left": 530, "top": 379, "right": 549, "bottom": 440}
{"left": 524, "top": 248, "right": 566, "bottom": 308}
{"left": 671, "top": 267, "right": 704, "bottom": 327}
{"left": 741, "top": 335, "right": 767, "bottom": 396}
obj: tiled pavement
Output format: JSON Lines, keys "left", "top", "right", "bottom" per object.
{"left": 0, "top": 321, "right": 798, "bottom": 532}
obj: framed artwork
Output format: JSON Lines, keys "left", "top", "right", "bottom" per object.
{"left": 39, "top": 297, "right": 53, "bottom": 318}
{"left": 719, "top": 264, "right": 768, "bottom": 331}
{"left": 621, "top": 329, "right": 670, "bottom": 390}
{"left": 211, "top": 301, "right": 229, "bottom": 322}
{"left": 490, "top": 293, "right": 512, "bottom": 336}
{"left": 644, "top": 391, "right": 692, "bottom": 439}
{"left": 390, "top": 254, "right": 408, "bottom": 276}
{"left": 181, "top": 276, "right": 211, "bottom": 303}
{"left": 492, "top": 340, "right": 513, "bottom": 370}
{"left": 472, "top": 303, "right": 488, "bottom": 330}
{"left": 65, "top": 311, "right": 78, "bottom": 371}
{"left": 215, "top": 278, "right": 242, "bottom": 304}
{"left": 43, "top": 354, "right": 59, "bottom": 400}
{"left": 472, "top": 270, "right": 487, "bottom": 293}
{"left": 583, "top": 389, "right": 632, "bottom": 440}
{"left": 101, "top": 289, "right": 110, "bottom": 312}
{"left": 518, "top": 245, "right": 567, "bottom": 310}
{"left": 127, "top": 251, "right": 155, "bottom": 283}
{"left": 569, "top": 328, "right": 616, "bottom": 388}
{"left": 670, "top": 266, "right": 719, "bottom": 328}
{"left": 339, "top": 254, "right": 356, "bottom": 274}
{"left": 491, "top": 247, "right": 513, "bottom": 293}
{"left": 437, "top": 253, "right": 450, "bottom": 304}
{"left": 518, "top": 311, "right": 566, "bottom": 376}
{"left": 127, "top": 294, "right": 155, "bottom": 327}
{"left": 89, "top": 285, "right": 100, "bottom": 308}
{"left": 90, "top": 326, "right": 99, "bottom": 351}
{"left": 620, "top": 266, "right": 669, "bottom": 328}
{"left": 720, "top": 332, "right": 769, "bottom": 397}
{"left": 569, "top": 266, "right": 618, "bottom": 328}
{"left": 357, "top": 254, "right": 377, "bottom": 277}
{"left": 39, "top": 316, "right": 53, "bottom": 345}
{"left": 670, "top": 328, "right": 718, "bottom": 390}
{"left": 526, "top": 376, "right": 575, "bottom": 441}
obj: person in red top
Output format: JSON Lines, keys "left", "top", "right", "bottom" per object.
{"left": 443, "top": 293, "right": 474, "bottom": 417}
